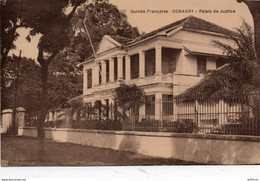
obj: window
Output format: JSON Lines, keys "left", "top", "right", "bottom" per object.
{"left": 106, "top": 60, "right": 109, "bottom": 82}
{"left": 197, "top": 56, "right": 207, "bottom": 74}
{"left": 131, "top": 54, "right": 139, "bottom": 79}
{"left": 145, "top": 95, "right": 155, "bottom": 115}
{"left": 114, "top": 58, "right": 118, "bottom": 81}
{"left": 87, "top": 69, "right": 92, "bottom": 88}
{"left": 162, "top": 48, "right": 177, "bottom": 74}
{"left": 95, "top": 100, "right": 102, "bottom": 120}
{"left": 216, "top": 57, "right": 226, "bottom": 68}
{"left": 98, "top": 63, "right": 102, "bottom": 84}
{"left": 123, "top": 57, "right": 126, "bottom": 80}
{"left": 145, "top": 49, "right": 155, "bottom": 76}
{"left": 162, "top": 95, "right": 173, "bottom": 115}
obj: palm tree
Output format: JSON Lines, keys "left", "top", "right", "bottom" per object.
{"left": 180, "top": 21, "right": 260, "bottom": 98}
{"left": 212, "top": 20, "right": 259, "bottom": 96}
{"left": 176, "top": 21, "right": 260, "bottom": 135}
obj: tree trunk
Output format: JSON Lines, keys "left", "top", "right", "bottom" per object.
{"left": 37, "top": 60, "right": 49, "bottom": 139}
{"left": 252, "top": 9, "right": 260, "bottom": 60}
{"left": 239, "top": 1, "right": 260, "bottom": 59}
{"left": 248, "top": 2, "right": 260, "bottom": 60}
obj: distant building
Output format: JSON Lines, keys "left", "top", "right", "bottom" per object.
{"left": 80, "top": 16, "right": 233, "bottom": 120}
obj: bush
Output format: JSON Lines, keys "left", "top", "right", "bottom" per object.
{"left": 163, "top": 119, "right": 197, "bottom": 133}
{"left": 44, "top": 120, "right": 62, "bottom": 128}
{"left": 122, "top": 118, "right": 197, "bottom": 133}
{"left": 71, "top": 118, "right": 122, "bottom": 130}
{"left": 211, "top": 118, "right": 259, "bottom": 136}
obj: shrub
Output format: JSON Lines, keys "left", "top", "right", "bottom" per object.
{"left": 163, "top": 119, "right": 197, "bottom": 133}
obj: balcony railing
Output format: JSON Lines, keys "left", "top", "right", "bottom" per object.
{"left": 84, "top": 73, "right": 174, "bottom": 95}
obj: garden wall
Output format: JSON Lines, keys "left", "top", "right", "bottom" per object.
{"left": 18, "top": 127, "right": 260, "bottom": 164}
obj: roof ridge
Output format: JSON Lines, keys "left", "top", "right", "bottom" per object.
{"left": 182, "top": 16, "right": 234, "bottom": 34}
{"left": 110, "top": 34, "right": 133, "bottom": 39}
{"left": 128, "top": 15, "right": 234, "bottom": 45}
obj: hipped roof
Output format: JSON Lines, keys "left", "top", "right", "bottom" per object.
{"left": 100, "top": 15, "right": 235, "bottom": 51}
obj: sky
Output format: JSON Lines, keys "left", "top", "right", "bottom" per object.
{"left": 11, "top": 0, "right": 253, "bottom": 60}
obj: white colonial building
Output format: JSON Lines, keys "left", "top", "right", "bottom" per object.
{"left": 80, "top": 16, "right": 233, "bottom": 119}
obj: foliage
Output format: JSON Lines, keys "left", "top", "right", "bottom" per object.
{"left": 123, "top": 118, "right": 197, "bottom": 133}
{"left": 211, "top": 118, "right": 259, "bottom": 136}
{"left": 114, "top": 83, "right": 145, "bottom": 117}
{"left": 1, "top": 53, "right": 83, "bottom": 117}
{"left": 212, "top": 21, "right": 260, "bottom": 95}
{"left": 48, "top": 50, "right": 83, "bottom": 108}
{"left": 70, "top": 119, "right": 122, "bottom": 130}
{"left": 181, "top": 21, "right": 260, "bottom": 99}
{"left": 15, "top": 0, "right": 91, "bottom": 138}
{"left": 1, "top": 55, "right": 41, "bottom": 111}
{"left": 1, "top": 0, "right": 25, "bottom": 69}
{"left": 163, "top": 120, "right": 198, "bottom": 133}
{"left": 71, "top": 2, "right": 140, "bottom": 60}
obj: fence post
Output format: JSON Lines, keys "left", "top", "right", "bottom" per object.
{"left": 16, "top": 107, "right": 26, "bottom": 128}
{"left": 1, "top": 109, "right": 13, "bottom": 134}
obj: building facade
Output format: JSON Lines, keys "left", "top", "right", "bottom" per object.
{"left": 81, "top": 16, "right": 233, "bottom": 120}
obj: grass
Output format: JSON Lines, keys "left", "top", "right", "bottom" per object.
{"left": 1, "top": 135, "right": 200, "bottom": 166}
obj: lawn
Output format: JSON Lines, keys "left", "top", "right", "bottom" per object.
{"left": 1, "top": 135, "right": 200, "bottom": 166}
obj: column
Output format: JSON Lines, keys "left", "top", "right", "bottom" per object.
{"left": 83, "top": 68, "right": 88, "bottom": 93}
{"left": 155, "top": 45, "right": 162, "bottom": 74}
{"left": 139, "top": 51, "right": 145, "bottom": 78}
{"left": 109, "top": 58, "right": 114, "bottom": 82}
{"left": 155, "top": 93, "right": 163, "bottom": 120}
{"left": 125, "top": 55, "right": 131, "bottom": 81}
{"left": 92, "top": 63, "right": 99, "bottom": 86}
{"left": 117, "top": 54, "right": 123, "bottom": 80}
{"left": 101, "top": 60, "right": 106, "bottom": 84}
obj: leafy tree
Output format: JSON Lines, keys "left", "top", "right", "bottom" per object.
{"left": 48, "top": 49, "right": 83, "bottom": 108}
{"left": 184, "top": 21, "right": 259, "bottom": 98}
{"left": 71, "top": 2, "right": 140, "bottom": 60}
{"left": 211, "top": 21, "right": 260, "bottom": 96}
{"left": 1, "top": 0, "right": 29, "bottom": 109}
{"left": 20, "top": 0, "right": 91, "bottom": 138}
{"left": 2, "top": 52, "right": 83, "bottom": 122}
{"left": 114, "top": 83, "right": 145, "bottom": 128}
{"left": 1, "top": 0, "right": 25, "bottom": 69}
{"left": 1, "top": 55, "right": 41, "bottom": 113}
{"left": 8, "top": 0, "right": 137, "bottom": 138}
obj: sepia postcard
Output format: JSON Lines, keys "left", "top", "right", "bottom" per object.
{"left": 1, "top": 0, "right": 260, "bottom": 180}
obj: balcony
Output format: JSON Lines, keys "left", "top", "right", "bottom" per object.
{"left": 84, "top": 73, "right": 174, "bottom": 95}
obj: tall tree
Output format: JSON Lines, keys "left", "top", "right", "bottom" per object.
{"left": 2, "top": 51, "right": 83, "bottom": 124}
{"left": 71, "top": 2, "right": 139, "bottom": 60}
{"left": 181, "top": 21, "right": 260, "bottom": 98}
{"left": 22, "top": 0, "right": 138, "bottom": 138}
{"left": 22, "top": 0, "right": 89, "bottom": 138}
{"left": 1, "top": 0, "right": 25, "bottom": 69}
{"left": 2, "top": 55, "right": 41, "bottom": 113}
{"left": 48, "top": 49, "right": 83, "bottom": 108}
{"left": 1, "top": 0, "right": 27, "bottom": 109}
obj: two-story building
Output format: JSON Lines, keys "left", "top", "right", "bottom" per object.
{"left": 80, "top": 16, "right": 233, "bottom": 120}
